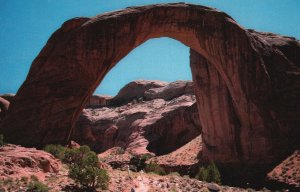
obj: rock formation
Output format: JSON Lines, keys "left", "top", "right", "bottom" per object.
{"left": 0, "top": 94, "right": 15, "bottom": 103}
{"left": 267, "top": 150, "right": 300, "bottom": 188}
{"left": 149, "top": 135, "right": 202, "bottom": 175}
{"left": 74, "top": 80, "right": 201, "bottom": 155}
{"left": 1, "top": 3, "right": 299, "bottom": 166}
{"left": 0, "top": 144, "right": 61, "bottom": 181}
{"left": 0, "top": 97, "right": 10, "bottom": 122}
{"left": 85, "top": 94, "right": 112, "bottom": 107}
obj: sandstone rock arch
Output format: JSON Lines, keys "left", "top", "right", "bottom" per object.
{"left": 1, "top": 3, "right": 299, "bottom": 165}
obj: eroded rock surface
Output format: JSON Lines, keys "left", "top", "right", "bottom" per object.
{"left": 73, "top": 80, "right": 201, "bottom": 155}
{"left": 0, "top": 144, "right": 61, "bottom": 181}
{"left": 148, "top": 135, "right": 202, "bottom": 175}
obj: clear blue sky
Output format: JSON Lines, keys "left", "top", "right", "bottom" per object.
{"left": 0, "top": 0, "right": 299, "bottom": 96}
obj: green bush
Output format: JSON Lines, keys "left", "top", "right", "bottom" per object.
{"left": 27, "top": 181, "right": 49, "bottom": 192}
{"left": 66, "top": 145, "right": 109, "bottom": 190}
{"left": 130, "top": 153, "right": 154, "bottom": 171}
{"left": 0, "top": 134, "right": 4, "bottom": 146}
{"left": 43, "top": 144, "right": 66, "bottom": 160}
{"left": 21, "top": 176, "right": 29, "bottom": 183}
{"left": 30, "top": 175, "right": 39, "bottom": 182}
{"left": 195, "top": 162, "right": 221, "bottom": 184}
{"left": 145, "top": 161, "right": 166, "bottom": 175}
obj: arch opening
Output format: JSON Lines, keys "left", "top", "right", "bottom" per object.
{"left": 73, "top": 37, "right": 202, "bottom": 157}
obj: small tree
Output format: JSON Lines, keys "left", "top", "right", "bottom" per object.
{"left": 196, "top": 167, "right": 209, "bottom": 181}
{"left": 145, "top": 161, "right": 166, "bottom": 175}
{"left": 207, "top": 162, "right": 221, "bottom": 184}
{"left": 66, "top": 145, "right": 109, "bottom": 190}
{"left": 27, "top": 181, "right": 49, "bottom": 192}
{"left": 130, "top": 154, "right": 154, "bottom": 171}
{"left": 196, "top": 162, "right": 221, "bottom": 184}
{"left": 43, "top": 144, "right": 66, "bottom": 160}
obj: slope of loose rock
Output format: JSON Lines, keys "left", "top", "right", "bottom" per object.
{"left": 267, "top": 150, "right": 300, "bottom": 188}
{"left": 108, "top": 170, "right": 256, "bottom": 192}
{"left": 0, "top": 144, "right": 73, "bottom": 191}
{"left": 149, "top": 135, "right": 202, "bottom": 174}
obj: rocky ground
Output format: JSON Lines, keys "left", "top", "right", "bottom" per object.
{"left": 148, "top": 135, "right": 202, "bottom": 175}
{"left": 0, "top": 144, "right": 73, "bottom": 192}
{"left": 0, "top": 144, "right": 260, "bottom": 192}
{"left": 98, "top": 135, "right": 202, "bottom": 175}
{"left": 267, "top": 150, "right": 300, "bottom": 188}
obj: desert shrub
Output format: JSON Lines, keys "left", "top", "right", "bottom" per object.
{"left": 30, "top": 175, "right": 39, "bottom": 182}
{"left": 116, "top": 147, "right": 125, "bottom": 154}
{"left": 195, "top": 162, "right": 221, "bottom": 184}
{"left": 43, "top": 144, "right": 66, "bottom": 160}
{"left": 0, "top": 134, "right": 4, "bottom": 146}
{"left": 145, "top": 161, "right": 166, "bottom": 175}
{"left": 66, "top": 145, "right": 109, "bottom": 190}
{"left": 196, "top": 167, "right": 209, "bottom": 181}
{"left": 130, "top": 153, "right": 154, "bottom": 171}
{"left": 21, "top": 176, "right": 29, "bottom": 183}
{"left": 27, "top": 181, "right": 49, "bottom": 192}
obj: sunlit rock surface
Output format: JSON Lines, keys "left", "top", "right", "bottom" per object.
{"left": 73, "top": 80, "right": 201, "bottom": 155}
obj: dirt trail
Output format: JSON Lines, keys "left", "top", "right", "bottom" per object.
{"left": 134, "top": 173, "right": 150, "bottom": 192}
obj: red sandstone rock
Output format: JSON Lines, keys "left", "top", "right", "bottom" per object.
{"left": 1, "top": 3, "right": 299, "bottom": 166}
{"left": 267, "top": 150, "right": 300, "bottom": 188}
{"left": 74, "top": 80, "right": 201, "bottom": 155}
{"left": 85, "top": 94, "right": 112, "bottom": 107}
{"left": 149, "top": 135, "right": 202, "bottom": 175}
{"left": 0, "top": 97, "right": 9, "bottom": 122}
{"left": 0, "top": 144, "right": 62, "bottom": 181}
{"left": 111, "top": 80, "right": 167, "bottom": 105}
{"left": 0, "top": 94, "right": 15, "bottom": 103}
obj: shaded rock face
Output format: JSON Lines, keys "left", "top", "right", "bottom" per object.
{"left": 0, "top": 94, "right": 15, "bottom": 103}
{"left": 73, "top": 80, "right": 201, "bottom": 155}
{"left": 1, "top": 3, "right": 300, "bottom": 165}
{"left": 0, "top": 97, "right": 10, "bottom": 122}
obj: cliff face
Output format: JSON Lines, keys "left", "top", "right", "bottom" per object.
{"left": 1, "top": 3, "right": 299, "bottom": 165}
{"left": 73, "top": 80, "right": 201, "bottom": 155}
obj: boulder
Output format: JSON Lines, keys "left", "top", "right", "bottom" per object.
{"left": 0, "top": 144, "right": 62, "bottom": 181}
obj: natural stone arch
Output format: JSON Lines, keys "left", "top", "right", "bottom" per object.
{"left": 1, "top": 3, "right": 299, "bottom": 165}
